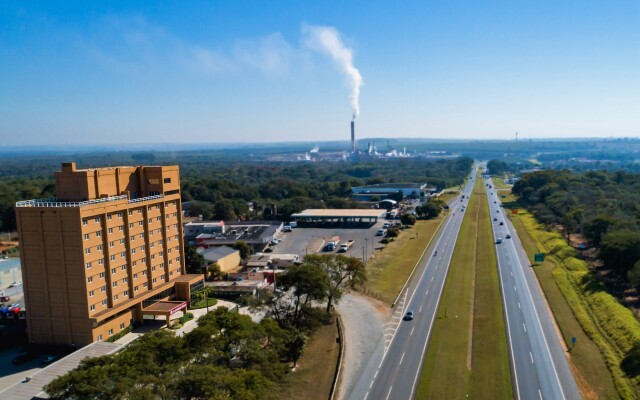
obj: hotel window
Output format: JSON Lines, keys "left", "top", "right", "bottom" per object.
{"left": 89, "top": 290, "right": 94, "bottom": 297}
{"left": 97, "top": 245, "right": 102, "bottom": 251}
{"left": 94, "top": 216, "right": 100, "bottom": 223}
{"left": 109, "top": 241, "right": 114, "bottom": 248}
{"left": 129, "top": 210, "right": 133, "bottom": 216}
{"left": 166, "top": 215, "right": 169, "bottom": 220}
{"left": 102, "top": 299, "right": 107, "bottom": 305}
{"left": 84, "top": 233, "right": 90, "bottom": 240}
{"left": 156, "top": 205, "right": 160, "bottom": 210}
{"left": 129, "top": 223, "right": 134, "bottom": 229}
{"left": 148, "top": 218, "right": 153, "bottom": 224}
{"left": 143, "top": 282, "right": 148, "bottom": 287}
{"left": 119, "top": 238, "right": 124, "bottom": 244}
{"left": 82, "top": 219, "right": 88, "bottom": 226}
{"left": 141, "top": 257, "right": 146, "bottom": 264}
{"left": 168, "top": 249, "right": 172, "bottom": 254}
{"left": 132, "top": 248, "right": 136, "bottom": 254}
{"left": 156, "top": 216, "right": 161, "bottom": 222}
{"left": 114, "top": 294, "right": 119, "bottom": 300}
{"left": 170, "top": 271, "right": 173, "bottom": 277}
{"left": 157, "top": 229, "right": 161, "bottom": 234}
{"left": 107, "top": 214, "right": 112, "bottom": 220}
{"left": 119, "top": 225, "right": 124, "bottom": 231}
{"left": 112, "top": 282, "right": 118, "bottom": 287}
{"left": 142, "top": 270, "right": 147, "bottom": 276}
{"left": 111, "top": 268, "right": 116, "bottom": 274}
{"left": 134, "top": 273, "right": 138, "bottom": 279}
{"left": 139, "top": 233, "right": 144, "bottom": 239}
{"left": 87, "top": 276, "right": 93, "bottom": 283}
{"left": 160, "top": 276, "right": 164, "bottom": 281}
{"left": 130, "top": 235, "right": 135, "bottom": 241}
{"left": 109, "top": 329, "right": 113, "bottom": 335}
{"left": 148, "top": 206, "right": 152, "bottom": 212}
{"left": 134, "top": 286, "right": 139, "bottom": 292}
{"left": 138, "top": 208, "right": 142, "bottom": 214}
{"left": 173, "top": 212, "right": 177, "bottom": 217}
{"left": 164, "top": 178, "right": 171, "bottom": 184}
{"left": 99, "top": 272, "right": 105, "bottom": 278}
{"left": 150, "top": 230, "right": 154, "bottom": 236}
{"left": 174, "top": 235, "right": 178, "bottom": 240}
{"left": 108, "top": 228, "right": 113, "bottom": 234}
{"left": 98, "top": 258, "right": 104, "bottom": 265}
{"left": 117, "top": 212, "right": 122, "bottom": 218}
{"left": 120, "top": 252, "right": 125, "bottom": 257}
{"left": 122, "top": 278, "right": 127, "bottom": 283}
{"left": 98, "top": 334, "right": 103, "bottom": 341}
{"left": 168, "top": 237, "right": 171, "bottom": 242}
{"left": 169, "top": 260, "right": 173, "bottom": 265}
{"left": 133, "top": 261, "right": 137, "bottom": 267}
{"left": 90, "top": 304, "right": 95, "bottom": 311}
{"left": 96, "top": 231, "right": 102, "bottom": 237}
{"left": 151, "top": 242, "right": 154, "bottom": 248}
{"left": 122, "top": 265, "right": 126, "bottom": 271}
{"left": 86, "top": 262, "right": 91, "bottom": 269}
{"left": 110, "top": 255, "right": 115, "bottom": 261}
{"left": 85, "top": 248, "right": 91, "bottom": 254}
{"left": 101, "top": 286, "right": 106, "bottom": 292}
{"left": 138, "top": 221, "right": 143, "bottom": 226}
{"left": 152, "top": 278, "right": 157, "bottom": 283}
{"left": 158, "top": 239, "right": 162, "bottom": 245}
{"left": 140, "top": 245, "right": 145, "bottom": 251}
{"left": 120, "top": 322, "right": 126, "bottom": 330}
{"left": 151, "top": 254, "right": 155, "bottom": 260}
{"left": 152, "top": 266, "right": 156, "bottom": 272}
{"left": 123, "top": 290, "right": 129, "bottom": 297}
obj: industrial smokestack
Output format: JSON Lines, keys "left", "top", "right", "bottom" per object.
{"left": 351, "top": 120, "right": 355, "bottom": 152}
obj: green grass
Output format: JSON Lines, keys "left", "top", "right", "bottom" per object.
{"left": 507, "top": 205, "right": 622, "bottom": 400}
{"left": 364, "top": 216, "right": 445, "bottom": 303}
{"left": 418, "top": 174, "right": 512, "bottom": 399}
{"left": 281, "top": 319, "right": 340, "bottom": 400}
{"left": 189, "top": 298, "right": 218, "bottom": 309}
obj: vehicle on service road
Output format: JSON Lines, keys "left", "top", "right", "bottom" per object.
{"left": 495, "top": 238, "right": 503, "bottom": 244}
{"left": 376, "top": 229, "right": 387, "bottom": 236}
{"left": 283, "top": 225, "right": 292, "bottom": 232}
{"left": 506, "top": 234, "right": 511, "bottom": 239}
{"left": 339, "top": 240, "right": 354, "bottom": 252}
{"left": 403, "top": 310, "right": 414, "bottom": 321}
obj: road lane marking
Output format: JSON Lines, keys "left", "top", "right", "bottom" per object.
{"left": 518, "top": 302, "right": 521, "bottom": 309}
{"left": 514, "top": 285, "right": 517, "bottom": 292}
{"left": 539, "top": 389, "right": 543, "bottom": 400}
{"left": 364, "top": 392, "right": 369, "bottom": 400}
{"left": 426, "top": 289, "right": 429, "bottom": 296}
{"left": 400, "top": 352, "right": 405, "bottom": 365}
{"left": 523, "top": 323, "right": 527, "bottom": 333}
{"left": 419, "top": 304, "right": 424, "bottom": 313}
{"left": 385, "top": 386, "right": 393, "bottom": 400}
{"left": 410, "top": 327, "right": 415, "bottom": 336}
{"left": 431, "top": 277, "right": 434, "bottom": 282}
{"left": 511, "top": 271, "right": 513, "bottom": 277}
{"left": 369, "top": 380, "right": 374, "bottom": 389}
{"left": 374, "top": 369, "right": 379, "bottom": 379}
{"left": 530, "top": 352, "right": 534, "bottom": 364}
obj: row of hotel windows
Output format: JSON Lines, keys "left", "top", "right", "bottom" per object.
{"left": 84, "top": 225, "right": 180, "bottom": 240}
{"left": 87, "top": 257, "right": 180, "bottom": 282}
{"left": 82, "top": 206, "right": 179, "bottom": 226}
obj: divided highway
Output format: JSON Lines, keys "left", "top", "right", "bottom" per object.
{"left": 347, "top": 168, "right": 478, "bottom": 400}
{"left": 487, "top": 178, "right": 581, "bottom": 400}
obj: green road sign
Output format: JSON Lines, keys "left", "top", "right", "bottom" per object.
{"left": 501, "top": 195, "right": 506, "bottom": 198}
{"left": 534, "top": 253, "right": 545, "bottom": 262}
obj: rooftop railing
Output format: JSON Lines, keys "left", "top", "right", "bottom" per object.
{"left": 16, "top": 194, "right": 164, "bottom": 208}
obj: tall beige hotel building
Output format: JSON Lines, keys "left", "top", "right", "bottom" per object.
{"left": 15, "top": 162, "right": 204, "bottom": 347}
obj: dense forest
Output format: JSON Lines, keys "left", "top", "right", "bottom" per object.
{"left": 512, "top": 170, "right": 640, "bottom": 282}
{"left": 0, "top": 156, "right": 473, "bottom": 231}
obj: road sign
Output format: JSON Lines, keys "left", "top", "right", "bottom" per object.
{"left": 571, "top": 337, "right": 576, "bottom": 345}
{"left": 534, "top": 253, "right": 545, "bottom": 262}
{"left": 501, "top": 195, "right": 506, "bottom": 198}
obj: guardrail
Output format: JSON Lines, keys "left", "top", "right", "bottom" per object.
{"left": 329, "top": 314, "right": 346, "bottom": 400}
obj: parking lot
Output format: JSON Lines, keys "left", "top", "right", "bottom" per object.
{"left": 272, "top": 219, "right": 394, "bottom": 262}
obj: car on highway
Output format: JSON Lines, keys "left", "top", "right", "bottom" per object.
{"left": 499, "top": 222, "right": 504, "bottom": 226}
{"left": 13, "top": 352, "right": 37, "bottom": 365}
{"left": 495, "top": 238, "right": 503, "bottom": 244}
{"left": 376, "top": 229, "right": 387, "bottom": 236}
{"left": 383, "top": 222, "right": 390, "bottom": 229}
{"left": 493, "top": 218, "right": 497, "bottom": 221}
{"left": 403, "top": 310, "right": 414, "bottom": 321}
{"left": 506, "top": 234, "right": 511, "bottom": 239}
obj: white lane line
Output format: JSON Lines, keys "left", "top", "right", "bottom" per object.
{"left": 385, "top": 386, "right": 393, "bottom": 400}
{"left": 523, "top": 323, "right": 527, "bottom": 333}
{"left": 369, "top": 380, "right": 374, "bottom": 389}
{"left": 514, "top": 285, "right": 517, "bottom": 292}
{"left": 511, "top": 271, "right": 513, "bottom": 277}
{"left": 539, "top": 389, "right": 543, "bottom": 400}
{"left": 374, "top": 369, "right": 379, "bottom": 379}
{"left": 426, "top": 289, "right": 429, "bottom": 296}
{"left": 364, "top": 391, "right": 369, "bottom": 400}
{"left": 399, "top": 352, "right": 405, "bottom": 365}
{"left": 518, "top": 302, "right": 521, "bottom": 309}
{"left": 410, "top": 327, "right": 415, "bottom": 336}
{"left": 419, "top": 304, "right": 424, "bottom": 313}
{"left": 431, "top": 277, "right": 434, "bottom": 282}
{"left": 530, "top": 352, "right": 535, "bottom": 364}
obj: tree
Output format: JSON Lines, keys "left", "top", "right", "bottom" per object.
{"left": 584, "top": 214, "right": 619, "bottom": 248}
{"left": 184, "top": 244, "right": 204, "bottom": 274}
{"left": 400, "top": 213, "right": 417, "bottom": 226}
{"left": 234, "top": 240, "right": 253, "bottom": 259}
{"left": 207, "top": 262, "right": 222, "bottom": 281}
{"left": 487, "top": 159, "right": 508, "bottom": 175}
{"left": 416, "top": 201, "right": 441, "bottom": 219}
{"left": 271, "top": 264, "right": 329, "bottom": 328}
{"left": 214, "top": 199, "right": 237, "bottom": 221}
{"left": 286, "top": 328, "right": 307, "bottom": 368}
{"left": 303, "top": 254, "right": 367, "bottom": 313}
{"left": 599, "top": 230, "right": 640, "bottom": 274}
{"left": 628, "top": 260, "right": 640, "bottom": 289}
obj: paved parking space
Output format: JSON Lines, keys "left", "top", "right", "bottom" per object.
{"left": 273, "top": 220, "right": 392, "bottom": 262}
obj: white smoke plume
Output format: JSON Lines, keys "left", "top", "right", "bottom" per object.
{"left": 303, "top": 24, "right": 363, "bottom": 119}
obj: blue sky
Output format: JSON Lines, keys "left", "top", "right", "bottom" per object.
{"left": 0, "top": 1, "right": 638, "bottom": 146}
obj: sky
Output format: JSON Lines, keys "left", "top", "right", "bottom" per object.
{"left": 0, "top": 1, "right": 638, "bottom": 146}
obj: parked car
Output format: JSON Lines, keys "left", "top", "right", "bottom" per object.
{"left": 383, "top": 222, "right": 390, "bottom": 229}
{"left": 283, "top": 225, "right": 292, "bottom": 232}
{"left": 0, "top": 296, "right": 10, "bottom": 302}
{"left": 13, "top": 352, "right": 37, "bottom": 365}
{"left": 7, "top": 303, "right": 20, "bottom": 311}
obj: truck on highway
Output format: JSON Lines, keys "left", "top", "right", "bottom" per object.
{"left": 326, "top": 236, "right": 340, "bottom": 251}
{"left": 339, "top": 240, "right": 355, "bottom": 252}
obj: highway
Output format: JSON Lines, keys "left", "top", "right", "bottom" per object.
{"left": 347, "top": 168, "right": 478, "bottom": 400}
{"left": 486, "top": 178, "right": 581, "bottom": 400}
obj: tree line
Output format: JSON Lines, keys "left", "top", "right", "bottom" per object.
{"left": 512, "top": 169, "right": 640, "bottom": 284}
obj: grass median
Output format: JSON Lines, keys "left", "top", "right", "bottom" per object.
{"left": 417, "top": 174, "right": 512, "bottom": 399}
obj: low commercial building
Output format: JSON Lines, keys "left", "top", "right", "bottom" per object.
{"left": 198, "top": 246, "right": 241, "bottom": 272}
{"left": 183, "top": 221, "right": 225, "bottom": 244}
{"left": 351, "top": 183, "right": 434, "bottom": 201}
{"left": 191, "top": 221, "right": 282, "bottom": 251}
{"left": 290, "top": 209, "right": 386, "bottom": 227}
{"left": 245, "top": 253, "right": 302, "bottom": 269}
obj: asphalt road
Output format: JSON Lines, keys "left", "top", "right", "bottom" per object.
{"left": 487, "top": 178, "right": 581, "bottom": 400}
{"left": 347, "top": 168, "right": 478, "bottom": 400}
